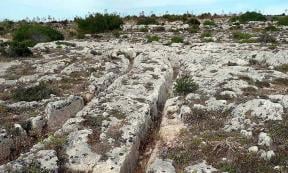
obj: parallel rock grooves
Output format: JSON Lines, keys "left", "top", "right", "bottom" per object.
{"left": 63, "top": 50, "right": 173, "bottom": 173}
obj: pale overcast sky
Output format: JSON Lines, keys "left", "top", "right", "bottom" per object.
{"left": 1, "top": 0, "right": 288, "bottom": 20}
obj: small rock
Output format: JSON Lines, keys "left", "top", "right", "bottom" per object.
{"left": 146, "top": 158, "right": 176, "bottom": 173}
{"left": 184, "top": 161, "right": 218, "bottom": 173}
{"left": 248, "top": 146, "right": 258, "bottom": 153}
{"left": 258, "top": 132, "right": 272, "bottom": 147}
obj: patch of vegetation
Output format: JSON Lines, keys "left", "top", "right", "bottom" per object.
{"left": 174, "top": 75, "right": 198, "bottom": 95}
{"left": 0, "top": 20, "right": 14, "bottom": 35}
{"left": 146, "top": 35, "right": 160, "bottom": 42}
{"left": 75, "top": 13, "right": 123, "bottom": 34}
{"left": 171, "top": 36, "right": 184, "bottom": 43}
{"left": 232, "top": 32, "right": 252, "bottom": 40}
{"left": 139, "top": 27, "right": 149, "bottom": 32}
{"left": 165, "top": 137, "right": 202, "bottom": 167}
{"left": 162, "top": 14, "right": 191, "bottom": 22}
{"left": 239, "top": 39, "right": 257, "bottom": 43}
{"left": 187, "top": 18, "right": 201, "bottom": 26}
{"left": 112, "top": 30, "right": 121, "bottom": 38}
{"left": 188, "top": 26, "right": 200, "bottom": 33}
{"left": 224, "top": 152, "right": 274, "bottom": 173}
{"left": 108, "top": 109, "right": 126, "bottom": 120}
{"left": 13, "top": 24, "right": 64, "bottom": 46}
{"left": 273, "top": 78, "right": 288, "bottom": 85}
{"left": 201, "top": 31, "right": 212, "bottom": 38}
{"left": 269, "top": 119, "right": 288, "bottom": 145}
{"left": 137, "top": 17, "right": 159, "bottom": 25}
{"left": 183, "top": 108, "right": 230, "bottom": 131}
{"left": 265, "top": 25, "right": 278, "bottom": 32}
{"left": 275, "top": 64, "right": 288, "bottom": 73}
{"left": 268, "top": 44, "right": 278, "bottom": 50}
{"left": 203, "top": 20, "right": 216, "bottom": 26}
{"left": 0, "top": 104, "right": 8, "bottom": 114}
{"left": 43, "top": 135, "right": 68, "bottom": 172}
{"left": 257, "top": 33, "right": 277, "bottom": 43}
{"left": 277, "top": 16, "right": 288, "bottom": 26}
{"left": 12, "top": 82, "right": 57, "bottom": 102}
{"left": 44, "top": 135, "right": 67, "bottom": 150}
{"left": 1, "top": 41, "right": 33, "bottom": 57}
{"left": 230, "top": 11, "right": 266, "bottom": 23}
{"left": 83, "top": 115, "right": 108, "bottom": 130}
{"left": 218, "top": 162, "right": 237, "bottom": 173}
{"left": 203, "top": 38, "right": 214, "bottom": 42}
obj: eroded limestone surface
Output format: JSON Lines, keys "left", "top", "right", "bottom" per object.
{"left": 0, "top": 23, "right": 288, "bottom": 173}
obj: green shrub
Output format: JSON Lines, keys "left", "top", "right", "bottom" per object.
{"left": 231, "top": 12, "right": 266, "bottom": 23}
{"left": 137, "top": 17, "right": 159, "bottom": 25}
{"left": 0, "top": 40, "right": 32, "bottom": 57}
{"left": 275, "top": 64, "right": 288, "bottom": 73}
{"left": 218, "top": 163, "right": 237, "bottom": 173}
{"left": 232, "top": 32, "right": 252, "bottom": 40}
{"left": 189, "top": 26, "right": 200, "bottom": 33}
{"left": 140, "top": 27, "right": 149, "bottom": 32}
{"left": 174, "top": 76, "right": 199, "bottom": 95}
{"left": 75, "top": 13, "right": 123, "bottom": 34}
{"left": 277, "top": 16, "right": 288, "bottom": 26}
{"left": 171, "top": 36, "right": 184, "bottom": 43}
{"left": 187, "top": 18, "right": 201, "bottom": 26}
{"left": 162, "top": 14, "right": 191, "bottom": 22}
{"left": 12, "top": 82, "right": 57, "bottom": 102}
{"left": 13, "top": 24, "right": 64, "bottom": 46}
{"left": 0, "top": 19, "right": 14, "bottom": 35}
{"left": 265, "top": 25, "right": 278, "bottom": 32}
{"left": 203, "top": 38, "right": 214, "bottom": 42}
{"left": 147, "top": 35, "right": 160, "bottom": 42}
{"left": 112, "top": 30, "right": 121, "bottom": 38}
{"left": 201, "top": 31, "right": 212, "bottom": 38}
{"left": 203, "top": 20, "right": 216, "bottom": 26}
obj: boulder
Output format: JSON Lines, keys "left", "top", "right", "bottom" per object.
{"left": 46, "top": 95, "right": 84, "bottom": 130}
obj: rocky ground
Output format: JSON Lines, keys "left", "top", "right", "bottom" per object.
{"left": 0, "top": 19, "right": 288, "bottom": 173}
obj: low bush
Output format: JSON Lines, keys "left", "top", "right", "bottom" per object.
{"left": 139, "top": 27, "right": 149, "bottom": 32}
{"left": 75, "top": 13, "right": 123, "bottom": 34}
{"left": 275, "top": 64, "right": 288, "bottom": 73}
{"left": 7, "top": 41, "right": 32, "bottom": 57}
{"left": 277, "top": 16, "right": 288, "bottom": 26}
{"left": 187, "top": 18, "right": 201, "bottom": 26}
{"left": 230, "top": 11, "right": 266, "bottom": 23}
{"left": 232, "top": 32, "right": 252, "bottom": 40}
{"left": 137, "top": 17, "right": 159, "bottom": 25}
{"left": 174, "top": 75, "right": 199, "bottom": 95}
{"left": 265, "top": 25, "right": 278, "bottom": 32}
{"left": 0, "top": 40, "right": 32, "bottom": 57}
{"left": 162, "top": 14, "right": 191, "bottom": 22}
{"left": 13, "top": 24, "right": 64, "bottom": 46}
{"left": 171, "top": 36, "right": 184, "bottom": 43}
{"left": 0, "top": 20, "right": 14, "bottom": 35}
{"left": 201, "top": 31, "right": 212, "bottom": 38}
{"left": 189, "top": 26, "right": 200, "bottom": 33}
{"left": 146, "top": 35, "right": 160, "bottom": 42}
{"left": 203, "top": 20, "right": 216, "bottom": 26}
{"left": 112, "top": 30, "right": 121, "bottom": 38}
{"left": 12, "top": 82, "right": 57, "bottom": 101}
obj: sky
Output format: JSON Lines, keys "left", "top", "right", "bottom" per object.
{"left": 1, "top": 0, "right": 288, "bottom": 20}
